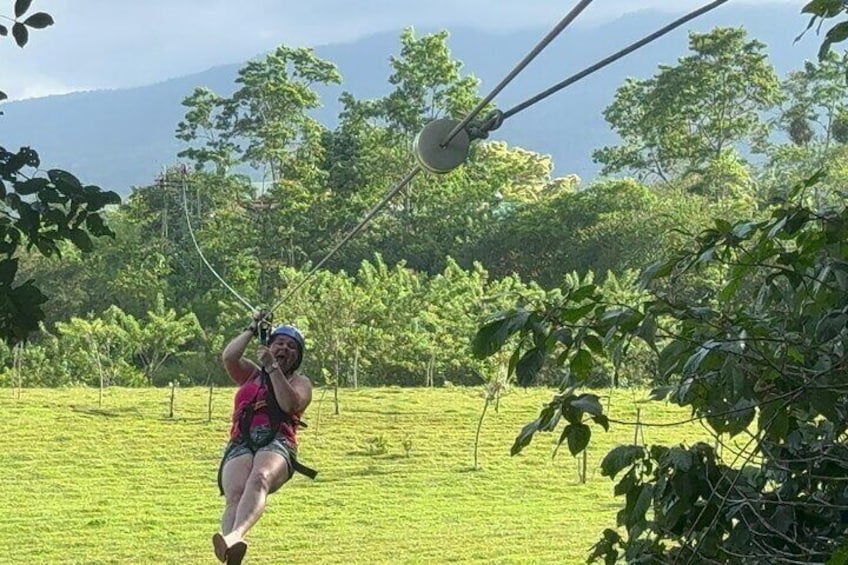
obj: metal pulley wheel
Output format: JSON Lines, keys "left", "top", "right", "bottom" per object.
{"left": 413, "top": 118, "right": 471, "bottom": 174}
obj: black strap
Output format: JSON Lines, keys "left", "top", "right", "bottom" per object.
{"left": 219, "top": 369, "right": 318, "bottom": 495}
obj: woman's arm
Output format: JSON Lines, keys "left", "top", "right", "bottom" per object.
{"left": 222, "top": 323, "right": 260, "bottom": 385}
{"left": 264, "top": 366, "right": 312, "bottom": 414}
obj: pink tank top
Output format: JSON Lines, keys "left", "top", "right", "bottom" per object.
{"left": 229, "top": 371, "right": 300, "bottom": 446}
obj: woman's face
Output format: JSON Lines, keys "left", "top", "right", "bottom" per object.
{"left": 269, "top": 335, "right": 300, "bottom": 371}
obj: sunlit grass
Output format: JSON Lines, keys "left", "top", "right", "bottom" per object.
{"left": 0, "top": 386, "right": 712, "bottom": 564}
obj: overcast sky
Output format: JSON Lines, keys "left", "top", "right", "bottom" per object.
{"left": 2, "top": 0, "right": 806, "bottom": 100}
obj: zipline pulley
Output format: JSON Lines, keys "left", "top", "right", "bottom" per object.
{"left": 412, "top": 118, "right": 471, "bottom": 174}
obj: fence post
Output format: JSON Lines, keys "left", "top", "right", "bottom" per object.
{"left": 169, "top": 382, "right": 177, "bottom": 418}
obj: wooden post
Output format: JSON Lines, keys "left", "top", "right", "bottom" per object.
{"left": 207, "top": 383, "right": 214, "bottom": 423}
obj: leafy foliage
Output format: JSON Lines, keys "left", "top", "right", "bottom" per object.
{"left": 799, "top": 0, "right": 848, "bottom": 62}
{"left": 473, "top": 171, "right": 848, "bottom": 562}
{"left": 593, "top": 27, "right": 782, "bottom": 185}
{"left": 0, "top": 3, "right": 119, "bottom": 345}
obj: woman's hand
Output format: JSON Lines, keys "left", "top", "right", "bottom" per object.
{"left": 257, "top": 345, "right": 275, "bottom": 369}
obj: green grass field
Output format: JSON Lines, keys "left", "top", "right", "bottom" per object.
{"left": 0, "top": 386, "right": 711, "bottom": 564}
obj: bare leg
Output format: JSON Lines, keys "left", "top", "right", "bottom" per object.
{"left": 220, "top": 454, "right": 254, "bottom": 535}
{"left": 223, "top": 450, "right": 290, "bottom": 546}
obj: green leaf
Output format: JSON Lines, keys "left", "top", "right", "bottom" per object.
{"left": 569, "top": 348, "right": 593, "bottom": 380}
{"left": 515, "top": 347, "right": 545, "bottom": 386}
{"left": 510, "top": 419, "right": 540, "bottom": 456}
{"left": 640, "top": 259, "right": 675, "bottom": 286}
{"left": 658, "top": 340, "right": 690, "bottom": 378}
{"left": 815, "top": 312, "right": 848, "bottom": 343}
{"left": 635, "top": 314, "right": 657, "bottom": 349}
{"left": 568, "top": 284, "right": 598, "bottom": 302}
{"left": 827, "top": 536, "right": 848, "bottom": 565}
{"left": 67, "top": 229, "right": 93, "bottom": 252}
{"left": 15, "top": 177, "right": 49, "bottom": 195}
{"left": 562, "top": 302, "right": 596, "bottom": 323}
{"left": 583, "top": 334, "right": 604, "bottom": 355}
{"left": 759, "top": 402, "right": 790, "bottom": 442}
{"left": 48, "top": 169, "right": 83, "bottom": 194}
{"left": 663, "top": 447, "right": 693, "bottom": 472}
{"left": 12, "top": 22, "right": 28, "bottom": 47}
{"left": 592, "top": 414, "right": 610, "bottom": 432}
{"left": 801, "top": 0, "right": 843, "bottom": 16}
{"left": 626, "top": 483, "right": 653, "bottom": 531}
{"left": 571, "top": 393, "right": 603, "bottom": 417}
{"left": 614, "top": 468, "right": 637, "bottom": 497}
{"left": 563, "top": 423, "right": 591, "bottom": 456}
{"left": 601, "top": 445, "right": 645, "bottom": 478}
{"left": 85, "top": 214, "right": 113, "bottom": 237}
{"left": 682, "top": 343, "right": 713, "bottom": 375}
{"left": 23, "top": 12, "right": 53, "bottom": 29}
{"left": 810, "top": 389, "right": 841, "bottom": 422}
{"left": 0, "top": 258, "right": 19, "bottom": 285}
{"left": 819, "top": 21, "right": 848, "bottom": 58}
{"left": 472, "top": 310, "right": 528, "bottom": 359}
{"left": 15, "top": 0, "right": 33, "bottom": 18}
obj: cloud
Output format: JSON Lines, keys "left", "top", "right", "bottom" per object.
{"left": 0, "top": 0, "right": 807, "bottom": 100}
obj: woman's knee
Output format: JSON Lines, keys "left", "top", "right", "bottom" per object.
{"left": 223, "top": 481, "right": 246, "bottom": 506}
{"left": 247, "top": 467, "right": 284, "bottom": 493}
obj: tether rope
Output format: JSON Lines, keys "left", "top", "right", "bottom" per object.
{"left": 180, "top": 175, "right": 258, "bottom": 313}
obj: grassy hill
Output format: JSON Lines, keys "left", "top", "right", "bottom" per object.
{"left": 0, "top": 386, "right": 711, "bottom": 564}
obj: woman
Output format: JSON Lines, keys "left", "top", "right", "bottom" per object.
{"left": 212, "top": 314, "right": 313, "bottom": 565}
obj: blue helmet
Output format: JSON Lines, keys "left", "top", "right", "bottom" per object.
{"left": 268, "top": 324, "right": 305, "bottom": 370}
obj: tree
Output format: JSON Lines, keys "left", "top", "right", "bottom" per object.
{"left": 316, "top": 28, "right": 503, "bottom": 275}
{"left": 1, "top": 1, "right": 120, "bottom": 345}
{"left": 762, "top": 51, "right": 848, "bottom": 212}
{"left": 114, "top": 297, "right": 202, "bottom": 386}
{"left": 176, "top": 46, "right": 342, "bottom": 294}
{"left": 777, "top": 50, "right": 848, "bottom": 151}
{"left": 798, "top": 0, "right": 848, "bottom": 64}
{"left": 472, "top": 171, "right": 848, "bottom": 563}
{"left": 593, "top": 27, "right": 782, "bottom": 187}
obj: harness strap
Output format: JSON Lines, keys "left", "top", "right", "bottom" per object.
{"left": 218, "top": 369, "right": 318, "bottom": 495}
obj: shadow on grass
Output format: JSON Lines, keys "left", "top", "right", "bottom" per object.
{"left": 351, "top": 464, "right": 393, "bottom": 477}
{"left": 69, "top": 404, "right": 141, "bottom": 418}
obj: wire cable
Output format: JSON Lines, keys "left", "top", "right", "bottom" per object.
{"left": 266, "top": 165, "right": 422, "bottom": 315}
{"left": 184, "top": 0, "right": 730, "bottom": 320}
{"left": 500, "top": 0, "right": 731, "bottom": 123}
{"left": 180, "top": 176, "right": 258, "bottom": 313}
{"left": 441, "top": 0, "right": 596, "bottom": 146}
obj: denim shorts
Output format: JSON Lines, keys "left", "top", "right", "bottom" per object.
{"left": 220, "top": 426, "right": 297, "bottom": 482}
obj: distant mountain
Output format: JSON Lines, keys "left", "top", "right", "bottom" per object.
{"left": 1, "top": 4, "right": 821, "bottom": 196}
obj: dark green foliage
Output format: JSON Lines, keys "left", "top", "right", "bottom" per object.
{"left": 0, "top": 146, "right": 119, "bottom": 345}
{"left": 1, "top": 3, "right": 119, "bottom": 345}
{"left": 473, "top": 172, "right": 848, "bottom": 562}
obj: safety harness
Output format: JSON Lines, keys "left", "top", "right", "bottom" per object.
{"left": 217, "top": 368, "right": 318, "bottom": 495}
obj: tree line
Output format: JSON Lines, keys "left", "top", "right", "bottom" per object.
{"left": 3, "top": 24, "right": 848, "bottom": 393}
